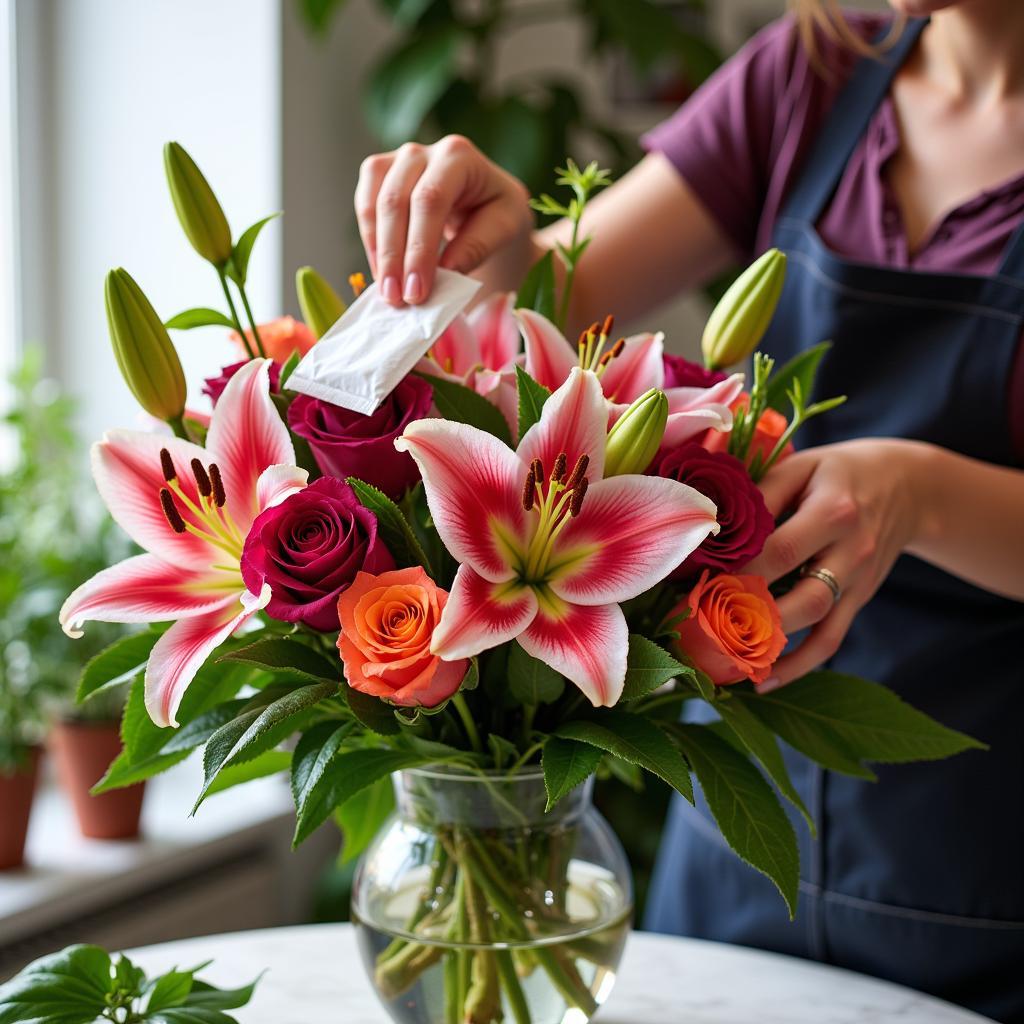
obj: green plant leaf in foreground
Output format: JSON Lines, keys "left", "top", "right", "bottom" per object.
{"left": 514, "top": 364, "right": 551, "bottom": 441}
{"left": 620, "top": 634, "right": 693, "bottom": 702}
{"left": 516, "top": 250, "right": 557, "bottom": 322}
{"left": 0, "top": 944, "right": 112, "bottom": 1023}
{"left": 542, "top": 736, "right": 602, "bottom": 810}
{"left": 507, "top": 643, "right": 565, "bottom": 705}
{"left": 77, "top": 631, "right": 159, "bottom": 703}
{"left": 334, "top": 773, "right": 396, "bottom": 863}
{"left": 348, "top": 478, "right": 433, "bottom": 574}
{"left": 417, "top": 372, "right": 513, "bottom": 447}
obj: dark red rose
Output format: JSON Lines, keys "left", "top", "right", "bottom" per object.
{"left": 652, "top": 442, "right": 774, "bottom": 576}
{"left": 204, "top": 360, "right": 281, "bottom": 404}
{"left": 287, "top": 376, "right": 433, "bottom": 500}
{"left": 662, "top": 353, "right": 728, "bottom": 390}
{"left": 241, "top": 476, "right": 394, "bottom": 631}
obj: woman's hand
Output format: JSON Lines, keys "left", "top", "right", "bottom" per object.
{"left": 354, "top": 135, "right": 532, "bottom": 306}
{"left": 742, "top": 439, "right": 929, "bottom": 691}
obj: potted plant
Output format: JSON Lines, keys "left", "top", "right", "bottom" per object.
{"left": 0, "top": 680, "right": 45, "bottom": 870}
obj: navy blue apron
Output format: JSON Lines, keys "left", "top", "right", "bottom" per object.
{"left": 646, "top": 19, "right": 1024, "bottom": 1023}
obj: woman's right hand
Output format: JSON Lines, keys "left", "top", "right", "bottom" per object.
{"left": 354, "top": 135, "right": 533, "bottom": 307}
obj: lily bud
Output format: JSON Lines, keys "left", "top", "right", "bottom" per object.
{"left": 163, "top": 142, "right": 232, "bottom": 266}
{"left": 604, "top": 388, "right": 668, "bottom": 477}
{"left": 295, "top": 266, "right": 346, "bottom": 339}
{"left": 105, "top": 268, "right": 186, "bottom": 423}
{"left": 702, "top": 248, "right": 786, "bottom": 370}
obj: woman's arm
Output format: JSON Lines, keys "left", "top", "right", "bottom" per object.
{"left": 744, "top": 439, "right": 1024, "bottom": 689}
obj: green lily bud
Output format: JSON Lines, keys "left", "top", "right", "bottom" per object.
{"left": 702, "top": 247, "right": 786, "bottom": 370}
{"left": 163, "top": 141, "right": 232, "bottom": 266}
{"left": 296, "top": 266, "right": 346, "bottom": 339}
{"left": 604, "top": 388, "right": 668, "bottom": 477}
{"left": 105, "top": 268, "right": 186, "bottom": 423}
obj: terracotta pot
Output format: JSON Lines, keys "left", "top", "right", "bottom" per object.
{"left": 0, "top": 746, "right": 41, "bottom": 869}
{"left": 49, "top": 720, "right": 145, "bottom": 840}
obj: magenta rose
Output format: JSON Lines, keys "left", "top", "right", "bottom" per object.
{"left": 204, "top": 360, "right": 281, "bottom": 405}
{"left": 662, "top": 353, "right": 728, "bottom": 390}
{"left": 652, "top": 442, "right": 774, "bottom": 576}
{"left": 241, "top": 477, "right": 394, "bottom": 631}
{"left": 287, "top": 376, "right": 432, "bottom": 500}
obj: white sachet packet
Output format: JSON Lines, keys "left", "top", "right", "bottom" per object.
{"left": 287, "top": 269, "right": 482, "bottom": 415}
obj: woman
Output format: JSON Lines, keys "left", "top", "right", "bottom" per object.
{"left": 353, "top": 2, "right": 1024, "bottom": 1019}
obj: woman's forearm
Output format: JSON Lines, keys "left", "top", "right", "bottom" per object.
{"left": 907, "top": 441, "right": 1024, "bottom": 600}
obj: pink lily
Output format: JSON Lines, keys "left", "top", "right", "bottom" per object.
{"left": 417, "top": 292, "right": 521, "bottom": 428}
{"left": 517, "top": 309, "right": 745, "bottom": 448}
{"left": 60, "top": 360, "right": 307, "bottom": 728}
{"left": 395, "top": 368, "right": 719, "bottom": 706}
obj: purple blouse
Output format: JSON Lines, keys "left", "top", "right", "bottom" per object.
{"left": 643, "top": 12, "right": 1024, "bottom": 461}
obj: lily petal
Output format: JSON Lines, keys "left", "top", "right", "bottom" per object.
{"left": 59, "top": 554, "right": 239, "bottom": 638}
{"left": 92, "top": 430, "right": 219, "bottom": 568}
{"left": 470, "top": 293, "right": 519, "bottom": 371}
{"left": 518, "top": 309, "right": 577, "bottom": 391}
{"left": 519, "top": 597, "right": 628, "bottom": 707}
{"left": 547, "top": 475, "right": 719, "bottom": 605}
{"left": 599, "top": 332, "right": 665, "bottom": 404}
{"left": 430, "top": 315, "right": 480, "bottom": 377}
{"left": 145, "top": 584, "right": 271, "bottom": 728}
{"left": 257, "top": 464, "right": 309, "bottom": 511}
{"left": 518, "top": 367, "right": 608, "bottom": 482}
{"left": 431, "top": 564, "right": 539, "bottom": 660}
{"left": 206, "top": 358, "right": 295, "bottom": 528}
{"left": 396, "top": 421, "right": 530, "bottom": 582}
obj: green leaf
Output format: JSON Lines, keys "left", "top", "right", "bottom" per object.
{"left": 164, "top": 307, "right": 236, "bottom": 331}
{"left": 298, "top": 0, "right": 348, "bottom": 36}
{"left": 294, "top": 748, "right": 424, "bottom": 847}
{"left": 0, "top": 945, "right": 113, "bottom": 1024}
{"left": 217, "top": 637, "right": 340, "bottom": 684}
{"left": 334, "top": 773, "right": 396, "bottom": 863}
{"left": 204, "top": 749, "right": 292, "bottom": 798}
{"left": 291, "top": 721, "right": 350, "bottom": 815}
{"left": 344, "top": 685, "right": 402, "bottom": 735}
{"left": 94, "top": 748, "right": 191, "bottom": 794}
{"left": 365, "top": 28, "right": 464, "bottom": 147}
{"left": 279, "top": 348, "right": 302, "bottom": 390}
{"left": 147, "top": 970, "right": 193, "bottom": 1011}
{"left": 76, "top": 632, "right": 158, "bottom": 703}
{"left": 714, "top": 696, "right": 814, "bottom": 833}
{"left": 147, "top": 1009, "right": 240, "bottom": 1024}
{"left": 486, "top": 733, "right": 519, "bottom": 770}
{"left": 347, "top": 478, "right": 433, "bottom": 574}
{"left": 379, "top": 0, "right": 435, "bottom": 28}
{"left": 542, "top": 736, "right": 601, "bottom": 810}
{"left": 620, "top": 635, "right": 693, "bottom": 702}
{"left": 113, "top": 954, "right": 145, "bottom": 996}
{"left": 122, "top": 673, "right": 169, "bottom": 764}
{"left": 507, "top": 644, "right": 565, "bottom": 705}
{"left": 591, "top": 0, "right": 688, "bottom": 72}
{"left": 673, "top": 723, "right": 799, "bottom": 917}
{"left": 196, "top": 682, "right": 337, "bottom": 810}
{"left": 417, "top": 373, "right": 513, "bottom": 447}
{"left": 555, "top": 711, "right": 693, "bottom": 803}
{"left": 765, "top": 341, "right": 831, "bottom": 415}
{"left": 516, "top": 254, "right": 557, "bottom": 324}
{"left": 737, "top": 672, "right": 986, "bottom": 773}
{"left": 514, "top": 365, "right": 550, "bottom": 441}
{"left": 225, "top": 213, "right": 281, "bottom": 287}
{"left": 181, "top": 976, "right": 261, "bottom": 1010}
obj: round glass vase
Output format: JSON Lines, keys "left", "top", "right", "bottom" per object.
{"left": 352, "top": 765, "right": 633, "bottom": 1024}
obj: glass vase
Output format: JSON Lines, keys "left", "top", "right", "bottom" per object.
{"left": 352, "top": 765, "right": 633, "bottom": 1024}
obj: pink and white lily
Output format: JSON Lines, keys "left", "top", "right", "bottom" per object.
{"left": 417, "top": 292, "right": 520, "bottom": 428}
{"left": 60, "top": 360, "right": 307, "bottom": 728}
{"left": 517, "top": 309, "right": 745, "bottom": 448}
{"left": 395, "top": 368, "right": 719, "bottom": 706}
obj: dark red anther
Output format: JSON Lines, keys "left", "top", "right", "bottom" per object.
{"left": 521, "top": 465, "right": 536, "bottom": 511}
{"left": 569, "top": 477, "right": 588, "bottom": 518}
{"left": 598, "top": 351, "right": 613, "bottom": 367}
{"left": 587, "top": 321, "right": 600, "bottom": 337}
{"left": 159, "top": 448, "right": 177, "bottom": 482}
{"left": 208, "top": 463, "right": 227, "bottom": 508}
{"left": 191, "top": 459, "right": 212, "bottom": 498}
{"left": 601, "top": 314, "right": 614, "bottom": 338}
{"left": 564, "top": 453, "right": 590, "bottom": 490}
{"left": 610, "top": 337, "right": 626, "bottom": 359}
{"left": 159, "top": 488, "right": 187, "bottom": 534}
{"left": 550, "top": 452, "right": 567, "bottom": 483}
{"left": 531, "top": 458, "right": 543, "bottom": 483}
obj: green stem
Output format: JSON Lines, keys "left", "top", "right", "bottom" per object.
{"left": 508, "top": 739, "right": 545, "bottom": 775}
{"left": 452, "top": 693, "right": 483, "bottom": 753}
{"left": 166, "top": 413, "right": 189, "bottom": 441}
{"left": 496, "top": 949, "right": 533, "bottom": 1024}
{"left": 237, "top": 281, "right": 268, "bottom": 358}
{"left": 556, "top": 217, "right": 581, "bottom": 332}
{"left": 218, "top": 270, "right": 254, "bottom": 358}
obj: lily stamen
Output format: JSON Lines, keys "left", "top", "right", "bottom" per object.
{"left": 209, "top": 464, "right": 227, "bottom": 508}
{"left": 160, "top": 448, "right": 177, "bottom": 483}
{"left": 550, "top": 452, "right": 567, "bottom": 483}
{"left": 191, "top": 458, "right": 212, "bottom": 498}
{"left": 521, "top": 464, "right": 536, "bottom": 511}
{"left": 159, "top": 488, "right": 187, "bottom": 533}
{"left": 565, "top": 454, "right": 589, "bottom": 490}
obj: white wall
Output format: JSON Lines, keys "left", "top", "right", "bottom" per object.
{"left": 15, "top": 0, "right": 283, "bottom": 443}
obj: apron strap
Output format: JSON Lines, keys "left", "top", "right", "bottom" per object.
{"left": 996, "top": 220, "right": 1024, "bottom": 281}
{"left": 780, "top": 18, "right": 928, "bottom": 225}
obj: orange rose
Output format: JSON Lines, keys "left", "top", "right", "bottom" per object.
{"left": 230, "top": 315, "right": 316, "bottom": 363}
{"left": 670, "top": 570, "right": 786, "bottom": 685}
{"left": 703, "top": 394, "right": 793, "bottom": 468}
{"left": 337, "top": 567, "right": 469, "bottom": 708}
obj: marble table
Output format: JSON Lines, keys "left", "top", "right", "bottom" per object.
{"left": 126, "top": 922, "right": 994, "bottom": 1023}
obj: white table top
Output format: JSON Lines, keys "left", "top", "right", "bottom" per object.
{"left": 126, "top": 922, "right": 994, "bottom": 1023}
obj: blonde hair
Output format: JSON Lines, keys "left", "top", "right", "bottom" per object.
{"left": 789, "top": 1, "right": 905, "bottom": 73}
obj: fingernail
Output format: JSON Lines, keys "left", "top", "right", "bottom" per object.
{"left": 757, "top": 676, "right": 782, "bottom": 694}
{"left": 381, "top": 275, "right": 401, "bottom": 304}
{"left": 403, "top": 272, "right": 422, "bottom": 303}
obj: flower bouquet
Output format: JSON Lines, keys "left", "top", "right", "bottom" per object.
{"left": 62, "top": 150, "right": 982, "bottom": 1024}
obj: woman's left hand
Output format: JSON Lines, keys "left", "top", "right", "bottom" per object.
{"left": 742, "top": 439, "right": 927, "bottom": 691}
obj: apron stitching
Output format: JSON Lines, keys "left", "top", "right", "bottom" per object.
{"left": 820, "top": 890, "right": 1024, "bottom": 930}
{"left": 784, "top": 248, "right": 1024, "bottom": 325}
